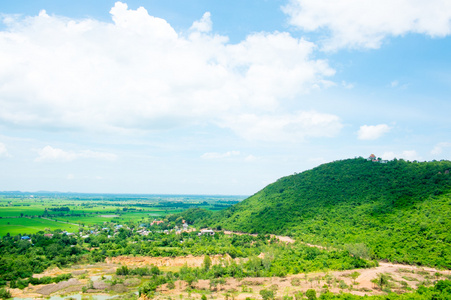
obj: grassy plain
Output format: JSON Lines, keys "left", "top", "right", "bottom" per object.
{"left": 0, "top": 217, "right": 79, "bottom": 236}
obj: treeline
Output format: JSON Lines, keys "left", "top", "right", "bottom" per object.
{"left": 48, "top": 206, "right": 70, "bottom": 212}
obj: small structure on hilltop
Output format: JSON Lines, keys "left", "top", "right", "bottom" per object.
{"left": 367, "top": 154, "right": 377, "bottom": 161}
{"left": 367, "top": 154, "right": 388, "bottom": 164}
{"left": 198, "top": 229, "right": 215, "bottom": 236}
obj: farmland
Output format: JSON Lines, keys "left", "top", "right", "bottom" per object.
{"left": 0, "top": 192, "right": 244, "bottom": 236}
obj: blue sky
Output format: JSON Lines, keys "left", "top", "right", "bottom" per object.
{"left": 1, "top": 0, "right": 450, "bottom": 195}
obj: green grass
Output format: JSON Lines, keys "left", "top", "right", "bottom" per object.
{"left": 0, "top": 194, "right": 239, "bottom": 234}
{"left": 0, "top": 217, "right": 79, "bottom": 236}
{"left": 0, "top": 205, "right": 47, "bottom": 217}
{"left": 57, "top": 211, "right": 168, "bottom": 226}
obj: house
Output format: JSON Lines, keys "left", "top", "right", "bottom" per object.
{"left": 44, "top": 233, "right": 53, "bottom": 238}
{"left": 198, "top": 229, "right": 215, "bottom": 236}
{"left": 21, "top": 236, "right": 31, "bottom": 240}
{"left": 151, "top": 220, "right": 164, "bottom": 226}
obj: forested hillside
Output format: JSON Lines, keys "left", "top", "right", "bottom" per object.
{"left": 188, "top": 158, "right": 451, "bottom": 268}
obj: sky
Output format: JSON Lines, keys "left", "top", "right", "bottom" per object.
{"left": 0, "top": 0, "right": 450, "bottom": 195}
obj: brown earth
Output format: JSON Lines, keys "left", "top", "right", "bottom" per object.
{"left": 11, "top": 257, "right": 451, "bottom": 300}
{"left": 10, "top": 233, "right": 451, "bottom": 300}
{"left": 107, "top": 253, "right": 235, "bottom": 268}
{"left": 150, "top": 262, "right": 451, "bottom": 300}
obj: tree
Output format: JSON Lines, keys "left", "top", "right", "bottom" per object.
{"left": 375, "top": 273, "right": 389, "bottom": 289}
{"left": 305, "top": 289, "right": 316, "bottom": 300}
{"left": 0, "top": 288, "right": 12, "bottom": 299}
{"left": 185, "top": 273, "right": 198, "bottom": 289}
{"left": 259, "top": 289, "right": 275, "bottom": 300}
{"left": 350, "top": 271, "right": 360, "bottom": 284}
{"left": 203, "top": 255, "right": 212, "bottom": 271}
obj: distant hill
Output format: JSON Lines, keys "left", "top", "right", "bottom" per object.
{"left": 187, "top": 157, "right": 451, "bottom": 268}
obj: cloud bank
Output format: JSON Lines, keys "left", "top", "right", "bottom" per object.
{"left": 0, "top": 2, "right": 339, "bottom": 142}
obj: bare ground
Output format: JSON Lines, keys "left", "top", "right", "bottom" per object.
{"left": 10, "top": 233, "right": 451, "bottom": 299}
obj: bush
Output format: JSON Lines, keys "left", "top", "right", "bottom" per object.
{"left": 259, "top": 289, "right": 275, "bottom": 300}
{"left": 305, "top": 289, "right": 316, "bottom": 300}
{"left": 0, "top": 288, "right": 12, "bottom": 299}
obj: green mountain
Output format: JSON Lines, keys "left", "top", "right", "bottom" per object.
{"left": 188, "top": 157, "right": 451, "bottom": 268}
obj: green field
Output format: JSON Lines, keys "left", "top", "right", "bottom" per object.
{"left": 0, "top": 192, "right": 244, "bottom": 235}
{"left": 0, "top": 217, "right": 79, "bottom": 236}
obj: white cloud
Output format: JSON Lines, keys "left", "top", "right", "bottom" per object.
{"left": 402, "top": 150, "right": 422, "bottom": 161}
{"left": 390, "top": 80, "right": 409, "bottom": 89}
{"left": 381, "top": 151, "right": 396, "bottom": 160}
{"left": 222, "top": 111, "right": 343, "bottom": 142}
{"left": 35, "top": 145, "right": 117, "bottom": 162}
{"left": 244, "top": 155, "right": 258, "bottom": 162}
{"left": 357, "top": 124, "right": 391, "bottom": 140}
{"left": 0, "top": 2, "right": 336, "bottom": 141}
{"left": 0, "top": 142, "right": 10, "bottom": 157}
{"left": 342, "top": 81, "right": 354, "bottom": 89}
{"left": 283, "top": 0, "right": 451, "bottom": 50}
{"left": 431, "top": 142, "right": 451, "bottom": 155}
{"left": 381, "top": 150, "right": 422, "bottom": 161}
{"left": 190, "top": 12, "right": 212, "bottom": 33}
{"left": 201, "top": 151, "right": 240, "bottom": 160}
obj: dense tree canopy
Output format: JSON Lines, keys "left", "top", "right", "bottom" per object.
{"left": 183, "top": 158, "right": 451, "bottom": 267}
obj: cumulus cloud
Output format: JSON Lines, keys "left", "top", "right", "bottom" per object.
{"left": 190, "top": 12, "right": 212, "bottom": 33}
{"left": 35, "top": 146, "right": 117, "bottom": 162}
{"left": 357, "top": 124, "right": 391, "bottom": 140}
{"left": 283, "top": 0, "right": 451, "bottom": 50}
{"left": 0, "top": 142, "right": 10, "bottom": 157}
{"left": 431, "top": 142, "right": 451, "bottom": 155}
{"left": 0, "top": 2, "right": 337, "bottom": 142}
{"left": 222, "top": 111, "right": 343, "bottom": 142}
{"left": 201, "top": 151, "right": 240, "bottom": 159}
